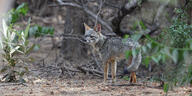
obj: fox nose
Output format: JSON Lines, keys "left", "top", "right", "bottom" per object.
{"left": 83, "top": 36, "right": 90, "bottom": 43}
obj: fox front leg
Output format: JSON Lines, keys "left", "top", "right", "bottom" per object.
{"left": 104, "top": 61, "right": 109, "bottom": 83}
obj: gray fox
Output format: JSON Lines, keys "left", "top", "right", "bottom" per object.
{"left": 84, "top": 23, "right": 142, "bottom": 83}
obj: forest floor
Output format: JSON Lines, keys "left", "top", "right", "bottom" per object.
{"left": 0, "top": 77, "right": 191, "bottom": 96}
{"left": 0, "top": 32, "right": 191, "bottom": 96}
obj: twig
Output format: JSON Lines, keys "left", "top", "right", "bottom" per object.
{"left": 54, "top": 0, "right": 113, "bottom": 32}
{"left": 83, "top": 6, "right": 113, "bottom": 32}
{"left": 94, "top": 0, "right": 105, "bottom": 27}
{"left": 0, "top": 82, "right": 27, "bottom": 87}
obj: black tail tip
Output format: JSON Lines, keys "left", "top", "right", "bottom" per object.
{"left": 123, "top": 67, "right": 129, "bottom": 74}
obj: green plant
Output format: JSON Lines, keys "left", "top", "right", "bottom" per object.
{"left": 8, "top": 3, "right": 28, "bottom": 24}
{"left": 167, "top": 9, "right": 192, "bottom": 48}
{"left": 124, "top": 8, "right": 192, "bottom": 92}
{"left": 122, "top": 76, "right": 130, "bottom": 81}
{"left": 0, "top": 19, "right": 33, "bottom": 82}
{"left": 0, "top": 3, "right": 54, "bottom": 82}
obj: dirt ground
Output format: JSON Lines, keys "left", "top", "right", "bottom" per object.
{"left": 0, "top": 30, "right": 191, "bottom": 96}
{"left": 0, "top": 77, "right": 192, "bottom": 96}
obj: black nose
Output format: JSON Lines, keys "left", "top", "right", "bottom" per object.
{"left": 82, "top": 37, "right": 87, "bottom": 42}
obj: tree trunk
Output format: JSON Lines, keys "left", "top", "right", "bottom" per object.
{"left": 61, "top": 7, "right": 89, "bottom": 63}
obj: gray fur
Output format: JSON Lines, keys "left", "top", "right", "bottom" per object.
{"left": 84, "top": 27, "right": 142, "bottom": 72}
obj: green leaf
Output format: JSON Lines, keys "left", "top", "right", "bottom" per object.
{"left": 142, "top": 46, "right": 147, "bottom": 53}
{"left": 10, "top": 46, "right": 20, "bottom": 56}
{"left": 132, "top": 49, "right": 137, "bottom": 57}
{"left": 24, "top": 18, "right": 31, "bottom": 39}
{"left": 171, "top": 49, "right": 178, "bottom": 63}
{"left": 25, "top": 44, "right": 35, "bottom": 55}
{"left": 124, "top": 35, "right": 129, "bottom": 39}
{"left": 183, "top": 51, "right": 190, "bottom": 64}
{"left": 9, "top": 3, "right": 28, "bottom": 24}
{"left": 144, "top": 57, "right": 150, "bottom": 68}
{"left": 28, "top": 25, "right": 54, "bottom": 38}
{"left": 131, "top": 21, "right": 138, "bottom": 30}
{"left": 33, "top": 44, "right": 40, "bottom": 51}
{"left": 164, "top": 48, "right": 171, "bottom": 57}
{"left": 147, "top": 43, "right": 152, "bottom": 49}
{"left": 16, "top": 3, "right": 28, "bottom": 16}
{"left": 131, "top": 34, "right": 142, "bottom": 41}
{"left": 125, "top": 50, "right": 132, "bottom": 59}
{"left": 163, "top": 83, "right": 169, "bottom": 93}
{"left": 190, "top": 41, "right": 192, "bottom": 49}
{"left": 122, "top": 76, "right": 130, "bottom": 81}
{"left": 152, "top": 55, "right": 161, "bottom": 64}
{"left": 139, "top": 20, "right": 147, "bottom": 30}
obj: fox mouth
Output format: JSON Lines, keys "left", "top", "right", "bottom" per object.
{"left": 83, "top": 36, "right": 94, "bottom": 43}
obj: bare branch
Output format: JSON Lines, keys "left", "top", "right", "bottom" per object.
{"left": 83, "top": 6, "right": 113, "bottom": 32}
{"left": 55, "top": 0, "right": 113, "bottom": 32}
{"left": 56, "top": 0, "right": 82, "bottom": 8}
{"left": 94, "top": 0, "right": 105, "bottom": 26}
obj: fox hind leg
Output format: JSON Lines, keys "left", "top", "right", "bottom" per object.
{"left": 127, "top": 56, "right": 137, "bottom": 83}
{"left": 104, "top": 61, "right": 109, "bottom": 83}
{"left": 130, "top": 72, "right": 136, "bottom": 83}
{"left": 111, "top": 59, "right": 117, "bottom": 83}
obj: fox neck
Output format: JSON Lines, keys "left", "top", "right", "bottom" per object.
{"left": 95, "top": 34, "right": 107, "bottom": 50}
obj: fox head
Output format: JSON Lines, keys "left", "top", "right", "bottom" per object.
{"left": 84, "top": 23, "right": 106, "bottom": 44}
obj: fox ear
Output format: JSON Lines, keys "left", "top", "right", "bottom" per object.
{"left": 94, "top": 24, "right": 101, "bottom": 33}
{"left": 84, "top": 23, "right": 91, "bottom": 31}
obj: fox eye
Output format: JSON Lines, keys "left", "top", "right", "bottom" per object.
{"left": 90, "top": 35, "right": 95, "bottom": 38}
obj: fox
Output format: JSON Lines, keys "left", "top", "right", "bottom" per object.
{"left": 84, "top": 23, "right": 142, "bottom": 83}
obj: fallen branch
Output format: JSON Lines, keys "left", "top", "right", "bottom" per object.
{"left": 61, "top": 65, "right": 80, "bottom": 72}
{"left": 108, "top": 83, "right": 162, "bottom": 89}
{"left": 77, "top": 66, "right": 103, "bottom": 75}
{"left": 77, "top": 66, "right": 122, "bottom": 77}
{"left": 0, "top": 82, "right": 27, "bottom": 87}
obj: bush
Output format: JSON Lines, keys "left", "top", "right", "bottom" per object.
{"left": 0, "top": 3, "right": 54, "bottom": 82}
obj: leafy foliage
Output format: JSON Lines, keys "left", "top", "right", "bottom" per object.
{"left": 0, "top": 3, "right": 54, "bottom": 82}
{"left": 166, "top": 9, "right": 192, "bottom": 48}
{"left": 124, "top": 8, "right": 192, "bottom": 92}
{"left": 0, "top": 19, "right": 32, "bottom": 82}
{"left": 29, "top": 25, "right": 54, "bottom": 38}
{"left": 8, "top": 3, "right": 28, "bottom": 24}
